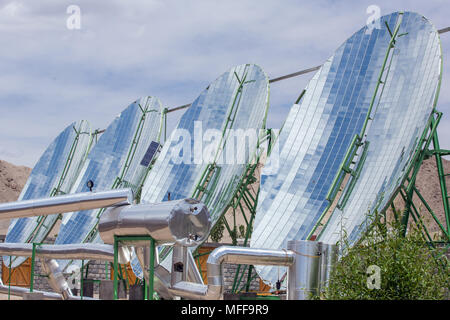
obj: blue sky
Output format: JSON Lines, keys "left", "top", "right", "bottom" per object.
{"left": 0, "top": 0, "right": 449, "bottom": 167}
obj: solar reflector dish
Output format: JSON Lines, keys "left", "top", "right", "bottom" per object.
{"left": 141, "top": 64, "right": 269, "bottom": 225}
{"left": 54, "top": 96, "right": 163, "bottom": 272}
{"left": 319, "top": 12, "right": 442, "bottom": 245}
{"left": 251, "top": 12, "right": 441, "bottom": 286}
{"left": 4, "top": 120, "right": 92, "bottom": 268}
{"left": 131, "top": 64, "right": 269, "bottom": 277}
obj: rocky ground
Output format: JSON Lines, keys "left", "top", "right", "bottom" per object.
{"left": 0, "top": 160, "right": 31, "bottom": 235}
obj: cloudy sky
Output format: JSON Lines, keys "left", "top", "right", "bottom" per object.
{"left": 0, "top": 0, "right": 449, "bottom": 167}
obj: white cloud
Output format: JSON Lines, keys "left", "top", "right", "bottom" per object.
{"left": 0, "top": 0, "right": 449, "bottom": 166}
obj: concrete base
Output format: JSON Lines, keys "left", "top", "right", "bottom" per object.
{"left": 128, "top": 284, "right": 144, "bottom": 300}
{"left": 99, "top": 280, "right": 127, "bottom": 300}
{"left": 82, "top": 280, "right": 94, "bottom": 298}
{"left": 223, "top": 292, "right": 257, "bottom": 300}
{"left": 22, "top": 292, "right": 45, "bottom": 300}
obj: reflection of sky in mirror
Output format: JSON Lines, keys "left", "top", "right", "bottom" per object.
{"left": 130, "top": 64, "right": 268, "bottom": 278}
{"left": 54, "top": 97, "right": 163, "bottom": 272}
{"left": 252, "top": 12, "right": 441, "bottom": 286}
{"left": 5, "top": 120, "right": 91, "bottom": 268}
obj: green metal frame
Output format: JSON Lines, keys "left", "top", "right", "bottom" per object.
{"left": 29, "top": 242, "right": 40, "bottom": 293}
{"left": 113, "top": 235, "right": 156, "bottom": 300}
{"left": 393, "top": 111, "right": 450, "bottom": 248}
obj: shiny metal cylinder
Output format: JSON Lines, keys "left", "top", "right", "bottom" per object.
{"left": 0, "top": 189, "right": 133, "bottom": 220}
{"left": 99, "top": 198, "right": 211, "bottom": 246}
{"left": 319, "top": 243, "right": 338, "bottom": 292}
{"left": 41, "top": 259, "right": 73, "bottom": 300}
{"left": 287, "top": 240, "right": 322, "bottom": 300}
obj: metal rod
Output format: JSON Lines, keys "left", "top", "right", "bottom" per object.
{"left": 113, "top": 236, "right": 118, "bottom": 300}
{"left": 245, "top": 265, "right": 253, "bottom": 292}
{"left": 80, "top": 260, "right": 84, "bottom": 300}
{"left": 30, "top": 243, "right": 38, "bottom": 293}
{"left": 432, "top": 130, "right": 450, "bottom": 234}
{"left": 269, "top": 65, "right": 321, "bottom": 83}
{"left": 0, "top": 188, "right": 133, "bottom": 220}
{"left": 8, "top": 256, "right": 11, "bottom": 300}
{"left": 149, "top": 238, "right": 155, "bottom": 300}
{"left": 163, "top": 25, "right": 449, "bottom": 115}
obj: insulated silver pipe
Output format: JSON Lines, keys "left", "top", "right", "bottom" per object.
{"left": 187, "top": 250, "right": 204, "bottom": 285}
{"left": 0, "top": 266, "right": 96, "bottom": 300}
{"left": 0, "top": 284, "right": 97, "bottom": 300}
{"left": 99, "top": 199, "right": 211, "bottom": 246}
{"left": 41, "top": 259, "right": 73, "bottom": 299}
{"left": 169, "top": 246, "right": 295, "bottom": 300}
{"left": 0, "top": 189, "right": 133, "bottom": 220}
{"left": 0, "top": 243, "right": 119, "bottom": 300}
{"left": 0, "top": 243, "right": 115, "bottom": 262}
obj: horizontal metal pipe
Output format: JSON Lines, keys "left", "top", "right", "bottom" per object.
{"left": 207, "top": 246, "right": 295, "bottom": 267}
{"left": 0, "top": 189, "right": 133, "bottom": 220}
{"left": 169, "top": 246, "right": 294, "bottom": 300}
{"left": 0, "top": 276, "right": 96, "bottom": 300}
{"left": 0, "top": 284, "right": 97, "bottom": 300}
{"left": 0, "top": 243, "right": 115, "bottom": 262}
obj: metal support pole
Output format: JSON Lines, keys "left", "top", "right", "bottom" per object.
{"left": 149, "top": 238, "right": 155, "bottom": 300}
{"left": 245, "top": 265, "right": 253, "bottom": 292}
{"left": 80, "top": 260, "right": 84, "bottom": 300}
{"left": 113, "top": 236, "right": 118, "bottom": 300}
{"left": 432, "top": 130, "right": 450, "bottom": 234}
{"left": 143, "top": 277, "right": 147, "bottom": 300}
{"left": 30, "top": 243, "right": 38, "bottom": 293}
{"left": 8, "top": 256, "right": 11, "bottom": 300}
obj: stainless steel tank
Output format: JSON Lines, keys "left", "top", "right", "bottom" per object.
{"left": 99, "top": 198, "right": 211, "bottom": 247}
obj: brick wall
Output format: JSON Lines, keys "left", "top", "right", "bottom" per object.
{"left": 223, "top": 263, "right": 260, "bottom": 292}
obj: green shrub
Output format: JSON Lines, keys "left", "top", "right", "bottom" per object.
{"left": 324, "top": 213, "right": 449, "bottom": 300}
{"left": 210, "top": 218, "right": 225, "bottom": 243}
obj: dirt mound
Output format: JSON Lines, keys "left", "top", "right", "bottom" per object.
{"left": 0, "top": 160, "right": 31, "bottom": 235}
